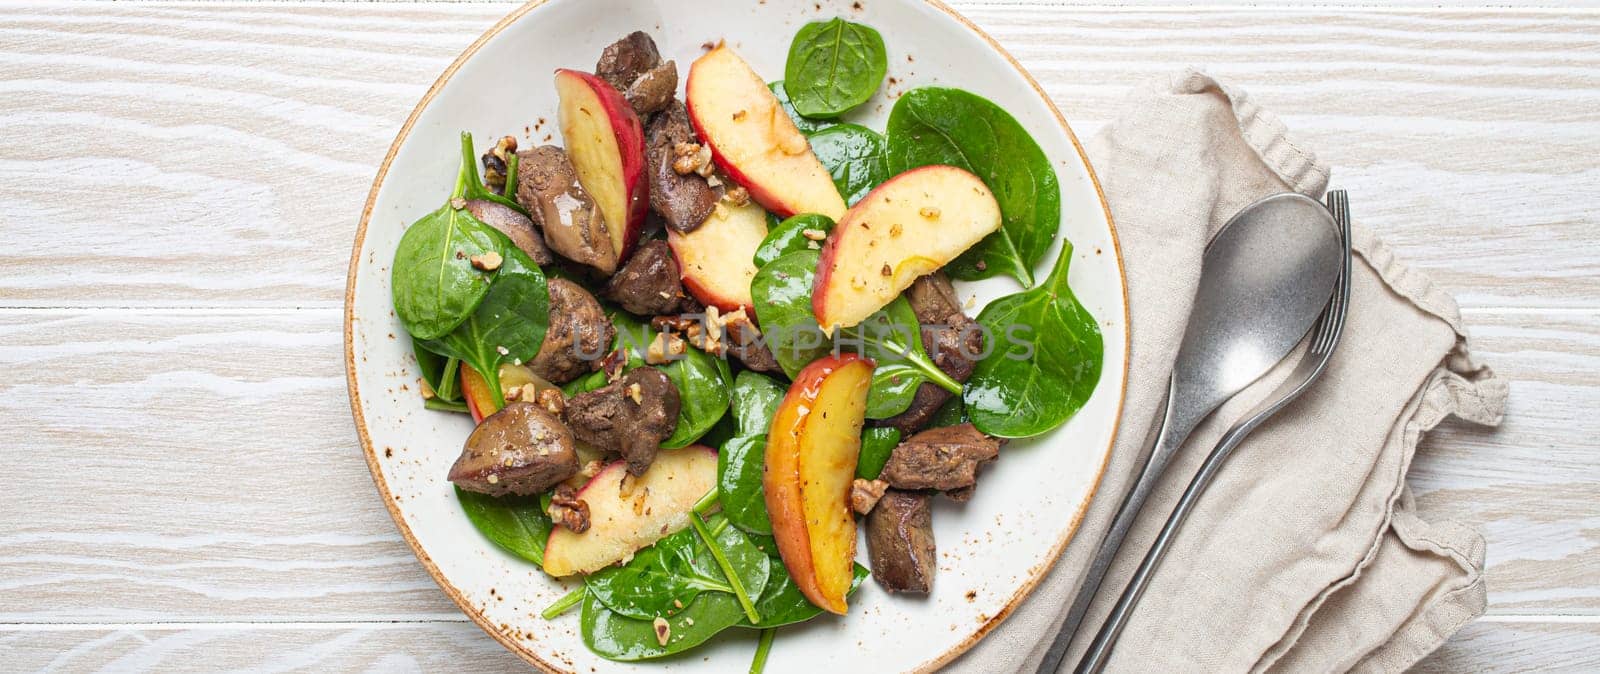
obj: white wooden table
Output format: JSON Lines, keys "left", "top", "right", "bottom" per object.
{"left": 2, "top": 2, "right": 1595, "bottom": 671}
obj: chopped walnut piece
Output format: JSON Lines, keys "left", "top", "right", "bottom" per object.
{"left": 600, "top": 349, "right": 629, "bottom": 382}
{"left": 418, "top": 378, "right": 436, "bottom": 400}
{"left": 653, "top": 617, "right": 671, "bottom": 646}
{"left": 626, "top": 382, "right": 644, "bottom": 405}
{"left": 919, "top": 206, "right": 941, "bottom": 218}
{"left": 536, "top": 388, "right": 565, "bottom": 416}
{"left": 881, "top": 263, "right": 892, "bottom": 276}
{"left": 469, "top": 251, "right": 503, "bottom": 271}
{"left": 578, "top": 458, "right": 605, "bottom": 480}
{"left": 851, "top": 478, "right": 889, "bottom": 514}
{"left": 549, "top": 484, "right": 591, "bottom": 533}
{"left": 646, "top": 331, "right": 688, "bottom": 365}
{"left": 801, "top": 228, "right": 827, "bottom": 241}
{"left": 705, "top": 174, "right": 722, "bottom": 188}
{"left": 724, "top": 185, "right": 750, "bottom": 206}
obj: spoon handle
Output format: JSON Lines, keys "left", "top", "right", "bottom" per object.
{"left": 1036, "top": 381, "right": 1196, "bottom": 674}
{"left": 1075, "top": 414, "right": 1262, "bottom": 673}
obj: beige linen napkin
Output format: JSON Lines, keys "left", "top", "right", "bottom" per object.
{"left": 950, "top": 70, "right": 1508, "bottom": 673}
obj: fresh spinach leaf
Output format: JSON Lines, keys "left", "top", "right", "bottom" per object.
{"left": 856, "top": 427, "right": 901, "bottom": 480}
{"left": 769, "top": 81, "right": 835, "bottom": 135}
{"left": 661, "top": 349, "right": 733, "bottom": 449}
{"left": 421, "top": 242, "right": 550, "bottom": 406}
{"left": 718, "top": 435, "right": 771, "bottom": 535}
{"left": 455, "top": 487, "right": 552, "bottom": 566}
{"left": 784, "top": 18, "right": 888, "bottom": 118}
{"left": 413, "top": 338, "right": 461, "bottom": 402}
{"left": 749, "top": 251, "right": 835, "bottom": 378}
{"left": 808, "top": 124, "right": 888, "bottom": 205}
{"left": 586, "top": 516, "right": 769, "bottom": 621}
{"left": 739, "top": 562, "right": 868, "bottom": 628}
{"left": 930, "top": 395, "right": 967, "bottom": 428}
{"left": 753, "top": 213, "right": 834, "bottom": 269}
{"left": 864, "top": 362, "right": 923, "bottom": 419}
{"left": 391, "top": 202, "right": 500, "bottom": 340}
{"left": 885, "top": 87, "right": 1061, "bottom": 287}
{"left": 581, "top": 590, "right": 746, "bottom": 661}
{"left": 730, "top": 371, "right": 787, "bottom": 436}
{"left": 699, "top": 413, "right": 740, "bottom": 453}
{"left": 964, "top": 242, "right": 1103, "bottom": 438}
{"left": 840, "top": 295, "right": 961, "bottom": 395}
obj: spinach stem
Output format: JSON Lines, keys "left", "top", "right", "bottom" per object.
{"left": 689, "top": 512, "right": 761, "bottom": 624}
{"left": 503, "top": 152, "right": 520, "bottom": 199}
{"left": 749, "top": 628, "right": 776, "bottom": 674}
{"left": 691, "top": 487, "right": 719, "bottom": 516}
{"left": 423, "top": 398, "right": 470, "bottom": 414}
{"left": 902, "top": 345, "right": 963, "bottom": 394}
{"left": 541, "top": 587, "right": 584, "bottom": 620}
{"left": 436, "top": 357, "right": 460, "bottom": 401}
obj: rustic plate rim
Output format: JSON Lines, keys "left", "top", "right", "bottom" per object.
{"left": 343, "top": 1, "right": 1130, "bottom": 671}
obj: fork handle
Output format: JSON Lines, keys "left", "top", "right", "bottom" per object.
{"left": 1075, "top": 408, "right": 1269, "bottom": 673}
{"left": 1037, "top": 381, "right": 1198, "bottom": 673}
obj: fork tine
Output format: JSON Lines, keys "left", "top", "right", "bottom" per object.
{"left": 1317, "top": 190, "right": 1353, "bottom": 354}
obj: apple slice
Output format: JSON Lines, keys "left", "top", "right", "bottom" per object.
{"left": 667, "top": 198, "right": 768, "bottom": 312}
{"left": 543, "top": 446, "right": 718, "bottom": 577}
{"left": 812, "top": 165, "right": 1002, "bottom": 332}
{"left": 460, "top": 363, "right": 560, "bottom": 423}
{"left": 555, "top": 69, "right": 649, "bottom": 264}
{"left": 764, "top": 353, "right": 874, "bottom": 614}
{"left": 686, "top": 44, "right": 846, "bottom": 221}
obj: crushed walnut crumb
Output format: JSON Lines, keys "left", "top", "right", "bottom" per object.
{"left": 724, "top": 185, "right": 749, "bottom": 206}
{"left": 851, "top": 478, "right": 889, "bottom": 514}
{"left": 418, "top": 378, "right": 436, "bottom": 400}
{"left": 919, "top": 206, "right": 941, "bottom": 219}
{"left": 536, "top": 388, "right": 564, "bottom": 415}
{"left": 801, "top": 228, "right": 827, "bottom": 241}
{"left": 626, "top": 382, "right": 644, "bottom": 405}
{"left": 470, "top": 251, "right": 503, "bottom": 271}
{"left": 549, "top": 484, "right": 590, "bottom": 533}
{"left": 645, "top": 331, "right": 687, "bottom": 365}
{"left": 881, "top": 263, "right": 892, "bottom": 276}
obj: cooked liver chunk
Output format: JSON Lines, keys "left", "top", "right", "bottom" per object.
{"left": 866, "top": 490, "right": 936, "bottom": 593}
{"left": 595, "top": 31, "right": 662, "bottom": 93}
{"left": 515, "top": 145, "right": 617, "bottom": 275}
{"left": 448, "top": 402, "right": 578, "bottom": 497}
{"left": 645, "top": 100, "right": 719, "bottom": 233}
{"left": 562, "top": 367, "right": 680, "bottom": 476}
{"left": 879, "top": 423, "right": 1000, "bottom": 492}
{"left": 531, "top": 278, "right": 615, "bottom": 384}
{"left": 463, "top": 199, "right": 553, "bottom": 266}
{"left": 604, "top": 240, "right": 692, "bottom": 315}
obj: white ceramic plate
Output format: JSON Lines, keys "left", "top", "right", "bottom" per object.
{"left": 346, "top": 0, "right": 1127, "bottom": 670}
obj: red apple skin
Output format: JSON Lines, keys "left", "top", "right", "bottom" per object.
{"left": 685, "top": 46, "right": 846, "bottom": 221}
{"left": 554, "top": 68, "right": 649, "bottom": 264}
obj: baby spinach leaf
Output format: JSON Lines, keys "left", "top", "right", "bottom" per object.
{"left": 753, "top": 213, "right": 834, "bottom": 269}
{"left": 412, "top": 338, "right": 461, "bottom": 402}
{"left": 808, "top": 124, "right": 889, "bottom": 205}
{"left": 784, "top": 18, "right": 888, "bottom": 118}
{"left": 930, "top": 395, "right": 967, "bottom": 428}
{"left": 739, "top": 562, "right": 869, "bottom": 628}
{"left": 865, "top": 362, "right": 923, "bottom": 419}
{"left": 840, "top": 295, "right": 961, "bottom": 395}
{"left": 964, "top": 242, "right": 1103, "bottom": 438}
{"left": 856, "top": 427, "right": 901, "bottom": 480}
{"left": 586, "top": 516, "right": 769, "bottom": 621}
{"left": 769, "top": 81, "right": 835, "bottom": 135}
{"left": 885, "top": 87, "right": 1061, "bottom": 288}
{"left": 581, "top": 591, "right": 746, "bottom": 661}
{"left": 730, "top": 371, "right": 787, "bottom": 436}
{"left": 749, "top": 251, "right": 834, "bottom": 378}
{"left": 455, "top": 487, "right": 552, "bottom": 566}
{"left": 718, "top": 435, "right": 771, "bottom": 535}
{"left": 421, "top": 242, "right": 551, "bottom": 406}
{"left": 661, "top": 349, "right": 733, "bottom": 449}
{"left": 699, "top": 413, "right": 740, "bottom": 453}
{"left": 391, "top": 202, "right": 500, "bottom": 340}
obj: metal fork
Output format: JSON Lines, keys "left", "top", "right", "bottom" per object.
{"left": 1073, "top": 190, "right": 1353, "bottom": 673}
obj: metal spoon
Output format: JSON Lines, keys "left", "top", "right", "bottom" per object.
{"left": 1075, "top": 191, "right": 1353, "bottom": 673}
{"left": 1037, "top": 193, "right": 1341, "bottom": 674}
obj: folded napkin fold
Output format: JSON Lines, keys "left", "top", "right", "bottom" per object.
{"left": 951, "top": 70, "right": 1508, "bottom": 673}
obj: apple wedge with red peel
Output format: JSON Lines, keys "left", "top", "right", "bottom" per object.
{"left": 555, "top": 69, "right": 649, "bottom": 264}
{"left": 812, "top": 165, "right": 1003, "bottom": 332}
{"left": 667, "top": 199, "right": 768, "bottom": 313}
{"left": 459, "top": 363, "right": 560, "bottom": 423}
{"left": 764, "top": 353, "right": 874, "bottom": 614}
{"left": 686, "top": 44, "right": 846, "bottom": 221}
{"left": 542, "top": 446, "right": 718, "bottom": 577}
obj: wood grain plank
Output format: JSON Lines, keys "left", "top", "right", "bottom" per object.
{"left": 0, "top": 3, "right": 1596, "bottom": 309}
{"left": 1413, "top": 619, "right": 1600, "bottom": 673}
